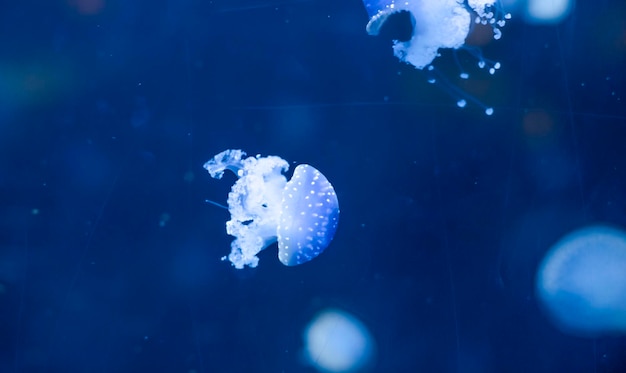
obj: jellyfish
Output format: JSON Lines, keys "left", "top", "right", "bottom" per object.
{"left": 303, "top": 309, "right": 375, "bottom": 372}
{"left": 204, "top": 149, "right": 340, "bottom": 269}
{"left": 536, "top": 225, "right": 626, "bottom": 337}
{"left": 363, "top": 0, "right": 509, "bottom": 69}
{"left": 363, "top": 0, "right": 510, "bottom": 113}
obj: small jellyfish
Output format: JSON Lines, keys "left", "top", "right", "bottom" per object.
{"left": 303, "top": 309, "right": 375, "bottom": 372}
{"left": 536, "top": 225, "right": 626, "bottom": 337}
{"left": 204, "top": 149, "right": 339, "bottom": 269}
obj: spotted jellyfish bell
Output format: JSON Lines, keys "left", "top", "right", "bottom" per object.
{"left": 204, "top": 149, "right": 340, "bottom": 269}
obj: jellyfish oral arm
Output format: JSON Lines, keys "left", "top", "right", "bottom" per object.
{"left": 203, "top": 149, "right": 247, "bottom": 179}
{"left": 205, "top": 150, "right": 288, "bottom": 269}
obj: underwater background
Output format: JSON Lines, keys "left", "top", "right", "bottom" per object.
{"left": 1, "top": 0, "right": 626, "bottom": 372}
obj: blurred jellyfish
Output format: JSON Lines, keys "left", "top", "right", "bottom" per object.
{"left": 303, "top": 309, "right": 375, "bottom": 372}
{"left": 524, "top": 0, "right": 574, "bottom": 24}
{"left": 363, "top": 0, "right": 510, "bottom": 114}
{"left": 536, "top": 225, "right": 626, "bottom": 336}
{"left": 204, "top": 149, "right": 339, "bottom": 269}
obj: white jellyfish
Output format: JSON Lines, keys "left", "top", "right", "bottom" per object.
{"left": 536, "top": 225, "right": 626, "bottom": 336}
{"left": 363, "top": 0, "right": 510, "bottom": 114}
{"left": 363, "top": 0, "right": 509, "bottom": 69}
{"left": 303, "top": 309, "right": 375, "bottom": 372}
{"left": 204, "top": 149, "right": 340, "bottom": 269}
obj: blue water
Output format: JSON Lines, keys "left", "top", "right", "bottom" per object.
{"left": 2, "top": 0, "right": 625, "bottom": 372}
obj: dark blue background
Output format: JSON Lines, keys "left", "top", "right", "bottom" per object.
{"left": 2, "top": 0, "right": 626, "bottom": 372}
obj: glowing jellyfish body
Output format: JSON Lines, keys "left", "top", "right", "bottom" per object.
{"left": 536, "top": 225, "right": 626, "bottom": 336}
{"left": 204, "top": 149, "right": 339, "bottom": 269}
